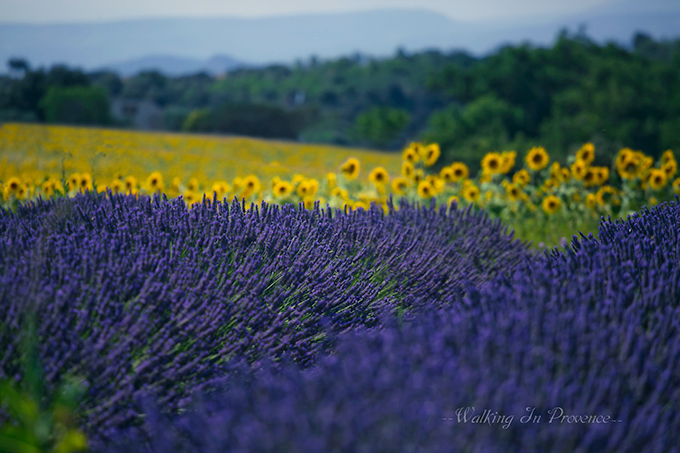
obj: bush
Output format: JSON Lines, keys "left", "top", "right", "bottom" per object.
{"left": 181, "top": 103, "right": 303, "bottom": 139}
{"left": 40, "top": 86, "right": 111, "bottom": 125}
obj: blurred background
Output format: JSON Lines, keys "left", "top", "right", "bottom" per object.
{"left": 1, "top": 0, "right": 679, "bottom": 167}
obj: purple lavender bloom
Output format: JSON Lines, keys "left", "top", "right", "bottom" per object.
{"left": 0, "top": 193, "right": 530, "bottom": 439}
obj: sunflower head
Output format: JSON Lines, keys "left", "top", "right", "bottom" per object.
{"left": 417, "top": 181, "right": 435, "bottom": 198}
{"left": 541, "top": 195, "right": 561, "bottom": 215}
{"left": 512, "top": 169, "right": 530, "bottom": 187}
{"left": 147, "top": 171, "right": 164, "bottom": 191}
{"left": 673, "top": 177, "right": 680, "bottom": 194}
{"left": 369, "top": 167, "right": 389, "bottom": 186}
{"left": 340, "top": 158, "right": 360, "bottom": 180}
{"left": 124, "top": 176, "right": 138, "bottom": 193}
{"left": 576, "top": 143, "right": 595, "bottom": 165}
{"left": 212, "top": 181, "right": 231, "bottom": 199}
{"left": 662, "top": 160, "right": 677, "bottom": 179}
{"left": 571, "top": 160, "right": 587, "bottom": 181}
{"left": 648, "top": 169, "right": 667, "bottom": 191}
{"left": 525, "top": 146, "right": 549, "bottom": 171}
{"left": 401, "top": 161, "right": 415, "bottom": 179}
{"left": 402, "top": 146, "right": 420, "bottom": 164}
{"left": 505, "top": 183, "right": 523, "bottom": 202}
{"left": 79, "top": 173, "right": 93, "bottom": 192}
{"left": 6, "top": 177, "right": 21, "bottom": 192}
{"left": 585, "top": 193, "right": 597, "bottom": 209}
{"left": 450, "top": 163, "right": 469, "bottom": 182}
{"left": 560, "top": 168, "right": 571, "bottom": 182}
{"left": 68, "top": 173, "right": 82, "bottom": 191}
{"left": 423, "top": 143, "right": 440, "bottom": 167}
{"left": 462, "top": 184, "right": 480, "bottom": 202}
{"left": 481, "top": 152, "right": 503, "bottom": 175}
{"left": 596, "top": 185, "right": 619, "bottom": 206}
{"left": 618, "top": 155, "right": 640, "bottom": 180}
{"left": 111, "top": 179, "right": 125, "bottom": 194}
{"left": 583, "top": 168, "right": 597, "bottom": 187}
{"left": 499, "top": 151, "right": 517, "bottom": 174}
{"left": 391, "top": 176, "right": 410, "bottom": 195}
{"left": 273, "top": 181, "right": 294, "bottom": 198}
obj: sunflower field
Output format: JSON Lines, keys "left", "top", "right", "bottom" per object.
{"left": 1, "top": 123, "right": 679, "bottom": 248}
{"left": 1, "top": 123, "right": 680, "bottom": 452}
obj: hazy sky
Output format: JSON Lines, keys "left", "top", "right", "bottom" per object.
{"left": 2, "top": 0, "right": 617, "bottom": 23}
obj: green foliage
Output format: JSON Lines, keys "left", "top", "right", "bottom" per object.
{"left": 422, "top": 95, "right": 523, "bottom": 170}
{"left": 181, "top": 103, "right": 305, "bottom": 139}
{"left": 0, "top": 315, "right": 87, "bottom": 453}
{"left": 354, "top": 106, "right": 410, "bottom": 147}
{"left": 40, "top": 86, "right": 111, "bottom": 125}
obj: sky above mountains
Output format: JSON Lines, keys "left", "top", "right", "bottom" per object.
{"left": 2, "top": 0, "right": 618, "bottom": 23}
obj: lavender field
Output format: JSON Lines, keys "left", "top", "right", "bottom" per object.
{"left": 1, "top": 193, "right": 679, "bottom": 452}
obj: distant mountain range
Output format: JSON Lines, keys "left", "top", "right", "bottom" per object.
{"left": 1, "top": 1, "right": 679, "bottom": 76}
{"left": 101, "top": 54, "right": 252, "bottom": 77}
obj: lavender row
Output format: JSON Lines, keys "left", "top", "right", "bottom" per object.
{"left": 0, "top": 193, "right": 531, "bottom": 435}
{"left": 95, "top": 198, "right": 680, "bottom": 452}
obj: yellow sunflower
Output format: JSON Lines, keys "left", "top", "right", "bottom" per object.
{"left": 617, "top": 154, "right": 640, "bottom": 180}
{"left": 417, "top": 181, "right": 435, "bottom": 198}
{"left": 111, "top": 179, "right": 125, "bottom": 194}
{"left": 585, "top": 193, "right": 597, "bottom": 209}
{"left": 447, "top": 195, "right": 460, "bottom": 206}
{"left": 648, "top": 169, "right": 667, "bottom": 191}
{"left": 596, "top": 185, "right": 619, "bottom": 206}
{"left": 576, "top": 143, "right": 595, "bottom": 165}
{"left": 541, "top": 195, "right": 561, "bottom": 215}
{"left": 340, "top": 158, "right": 360, "bottom": 180}
{"left": 673, "top": 177, "right": 680, "bottom": 194}
{"left": 391, "top": 176, "right": 410, "bottom": 195}
{"left": 369, "top": 167, "right": 390, "bottom": 186}
{"left": 512, "top": 169, "right": 530, "bottom": 187}
{"left": 124, "top": 176, "right": 138, "bottom": 194}
{"left": 402, "top": 146, "right": 420, "bottom": 164}
{"left": 583, "top": 167, "right": 597, "bottom": 188}
{"left": 185, "top": 178, "right": 200, "bottom": 192}
{"left": 147, "top": 172, "right": 164, "bottom": 192}
{"left": 481, "top": 152, "right": 503, "bottom": 175}
{"left": 212, "top": 181, "right": 231, "bottom": 199}
{"left": 273, "top": 181, "right": 294, "bottom": 198}
{"left": 79, "top": 173, "right": 93, "bottom": 192}
{"left": 662, "top": 160, "right": 677, "bottom": 179}
{"left": 462, "top": 184, "right": 480, "bottom": 202}
{"left": 413, "top": 169, "right": 425, "bottom": 185}
{"left": 401, "top": 161, "right": 415, "bottom": 179}
{"left": 571, "top": 160, "right": 587, "bottom": 181}
{"left": 661, "top": 150, "right": 675, "bottom": 165}
{"left": 595, "top": 167, "right": 609, "bottom": 186}
{"left": 525, "top": 146, "right": 549, "bottom": 171}
{"left": 296, "top": 180, "right": 314, "bottom": 198}
{"left": 423, "top": 143, "right": 441, "bottom": 167}
{"left": 439, "top": 166, "right": 455, "bottom": 183}
{"left": 68, "top": 173, "right": 82, "bottom": 191}
{"left": 505, "top": 183, "right": 523, "bottom": 202}
{"left": 560, "top": 168, "right": 571, "bottom": 182}
{"left": 499, "top": 151, "right": 517, "bottom": 174}
{"left": 449, "top": 163, "right": 469, "bottom": 182}
{"left": 241, "top": 175, "right": 261, "bottom": 196}
{"left": 5, "top": 177, "right": 21, "bottom": 193}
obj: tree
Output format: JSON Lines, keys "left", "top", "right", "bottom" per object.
{"left": 40, "top": 85, "right": 111, "bottom": 125}
{"left": 354, "top": 106, "right": 410, "bottom": 148}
